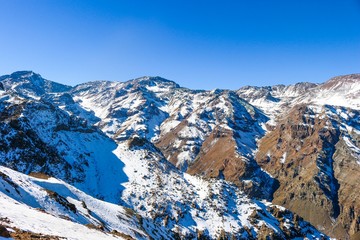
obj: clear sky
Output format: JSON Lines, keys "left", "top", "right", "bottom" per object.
{"left": 0, "top": 0, "right": 359, "bottom": 90}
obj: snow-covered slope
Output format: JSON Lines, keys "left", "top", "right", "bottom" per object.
{"left": 0, "top": 166, "right": 146, "bottom": 239}
{"left": 71, "top": 77, "right": 173, "bottom": 141}
{"left": 0, "top": 159, "right": 325, "bottom": 239}
{"left": 237, "top": 82, "right": 318, "bottom": 122}
{"left": 114, "top": 139, "right": 326, "bottom": 239}
{"left": 0, "top": 88, "right": 128, "bottom": 204}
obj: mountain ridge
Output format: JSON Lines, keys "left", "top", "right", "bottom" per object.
{"left": 2, "top": 70, "right": 358, "bottom": 95}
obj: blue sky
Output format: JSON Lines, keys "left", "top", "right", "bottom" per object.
{"left": 0, "top": 0, "right": 359, "bottom": 90}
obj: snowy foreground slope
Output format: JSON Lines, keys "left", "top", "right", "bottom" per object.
{"left": 1, "top": 71, "right": 359, "bottom": 239}
{"left": 0, "top": 163, "right": 324, "bottom": 239}
{"left": 0, "top": 166, "right": 144, "bottom": 240}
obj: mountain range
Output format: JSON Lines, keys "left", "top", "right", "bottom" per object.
{"left": 0, "top": 70, "right": 359, "bottom": 239}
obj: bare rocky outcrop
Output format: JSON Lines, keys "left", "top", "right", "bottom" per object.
{"left": 186, "top": 126, "right": 277, "bottom": 200}
{"left": 0, "top": 224, "right": 11, "bottom": 238}
{"left": 332, "top": 138, "right": 360, "bottom": 238}
{"left": 0, "top": 103, "right": 72, "bottom": 180}
{"left": 255, "top": 104, "right": 360, "bottom": 239}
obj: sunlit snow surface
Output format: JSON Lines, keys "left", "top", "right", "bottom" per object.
{"left": 0, "top": 166, "right": 145, "bottom": 239}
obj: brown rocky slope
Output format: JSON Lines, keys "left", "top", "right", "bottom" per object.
{"left": 255, "top": 104, "right": 360, "bottom": 239}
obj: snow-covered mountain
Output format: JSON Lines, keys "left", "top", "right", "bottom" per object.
{"left": 69, "top": 76, "right": 276, "bottom": 201}
{"left": 238, "top": 74, "right": 360, "bottom": 238}
{"left": 0, "top": 70, "right": 359, "bottom": 239}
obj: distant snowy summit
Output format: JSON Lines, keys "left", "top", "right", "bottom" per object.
{"left": 238, "top": 74, "right": 360, "bottom": 118}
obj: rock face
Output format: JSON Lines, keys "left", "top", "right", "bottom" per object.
{"left": 0, "top": 100, "right": 72, "bottom": 180}
{"left": 256, "top": 105, "right": 338, "bottom": 234}
{"left": 254, "top": 104, "right": 360, "bottom": 239}
{"left": 1, "top": 70, "right": 360, "bottom": 238}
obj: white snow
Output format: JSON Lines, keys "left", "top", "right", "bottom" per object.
{"left": 0, "top": 194, "right": 122, "bottom": 240}
{"left": 343, "top": 136, "right": 360, "bottom": 165}
{"left": 0, "top": 166, "right": 145, "bottom": 239}
{"left": 280, "top": 152, "right": 287, "bottom": 164}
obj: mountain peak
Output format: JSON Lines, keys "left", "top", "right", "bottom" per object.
{"left": 126, "top": 76, "right": 180, "bottom": 89}
{"left": 10, "top": 70, "right": 38, "bottom": 78}
{"left": 0, "top": 71, "right": 71, "bottom": 98}
{"left": 321, "top": 74, "right": 360, "bottom": 90}
{"left": 0, "top": 70, "right": 38, "bottom": 81}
